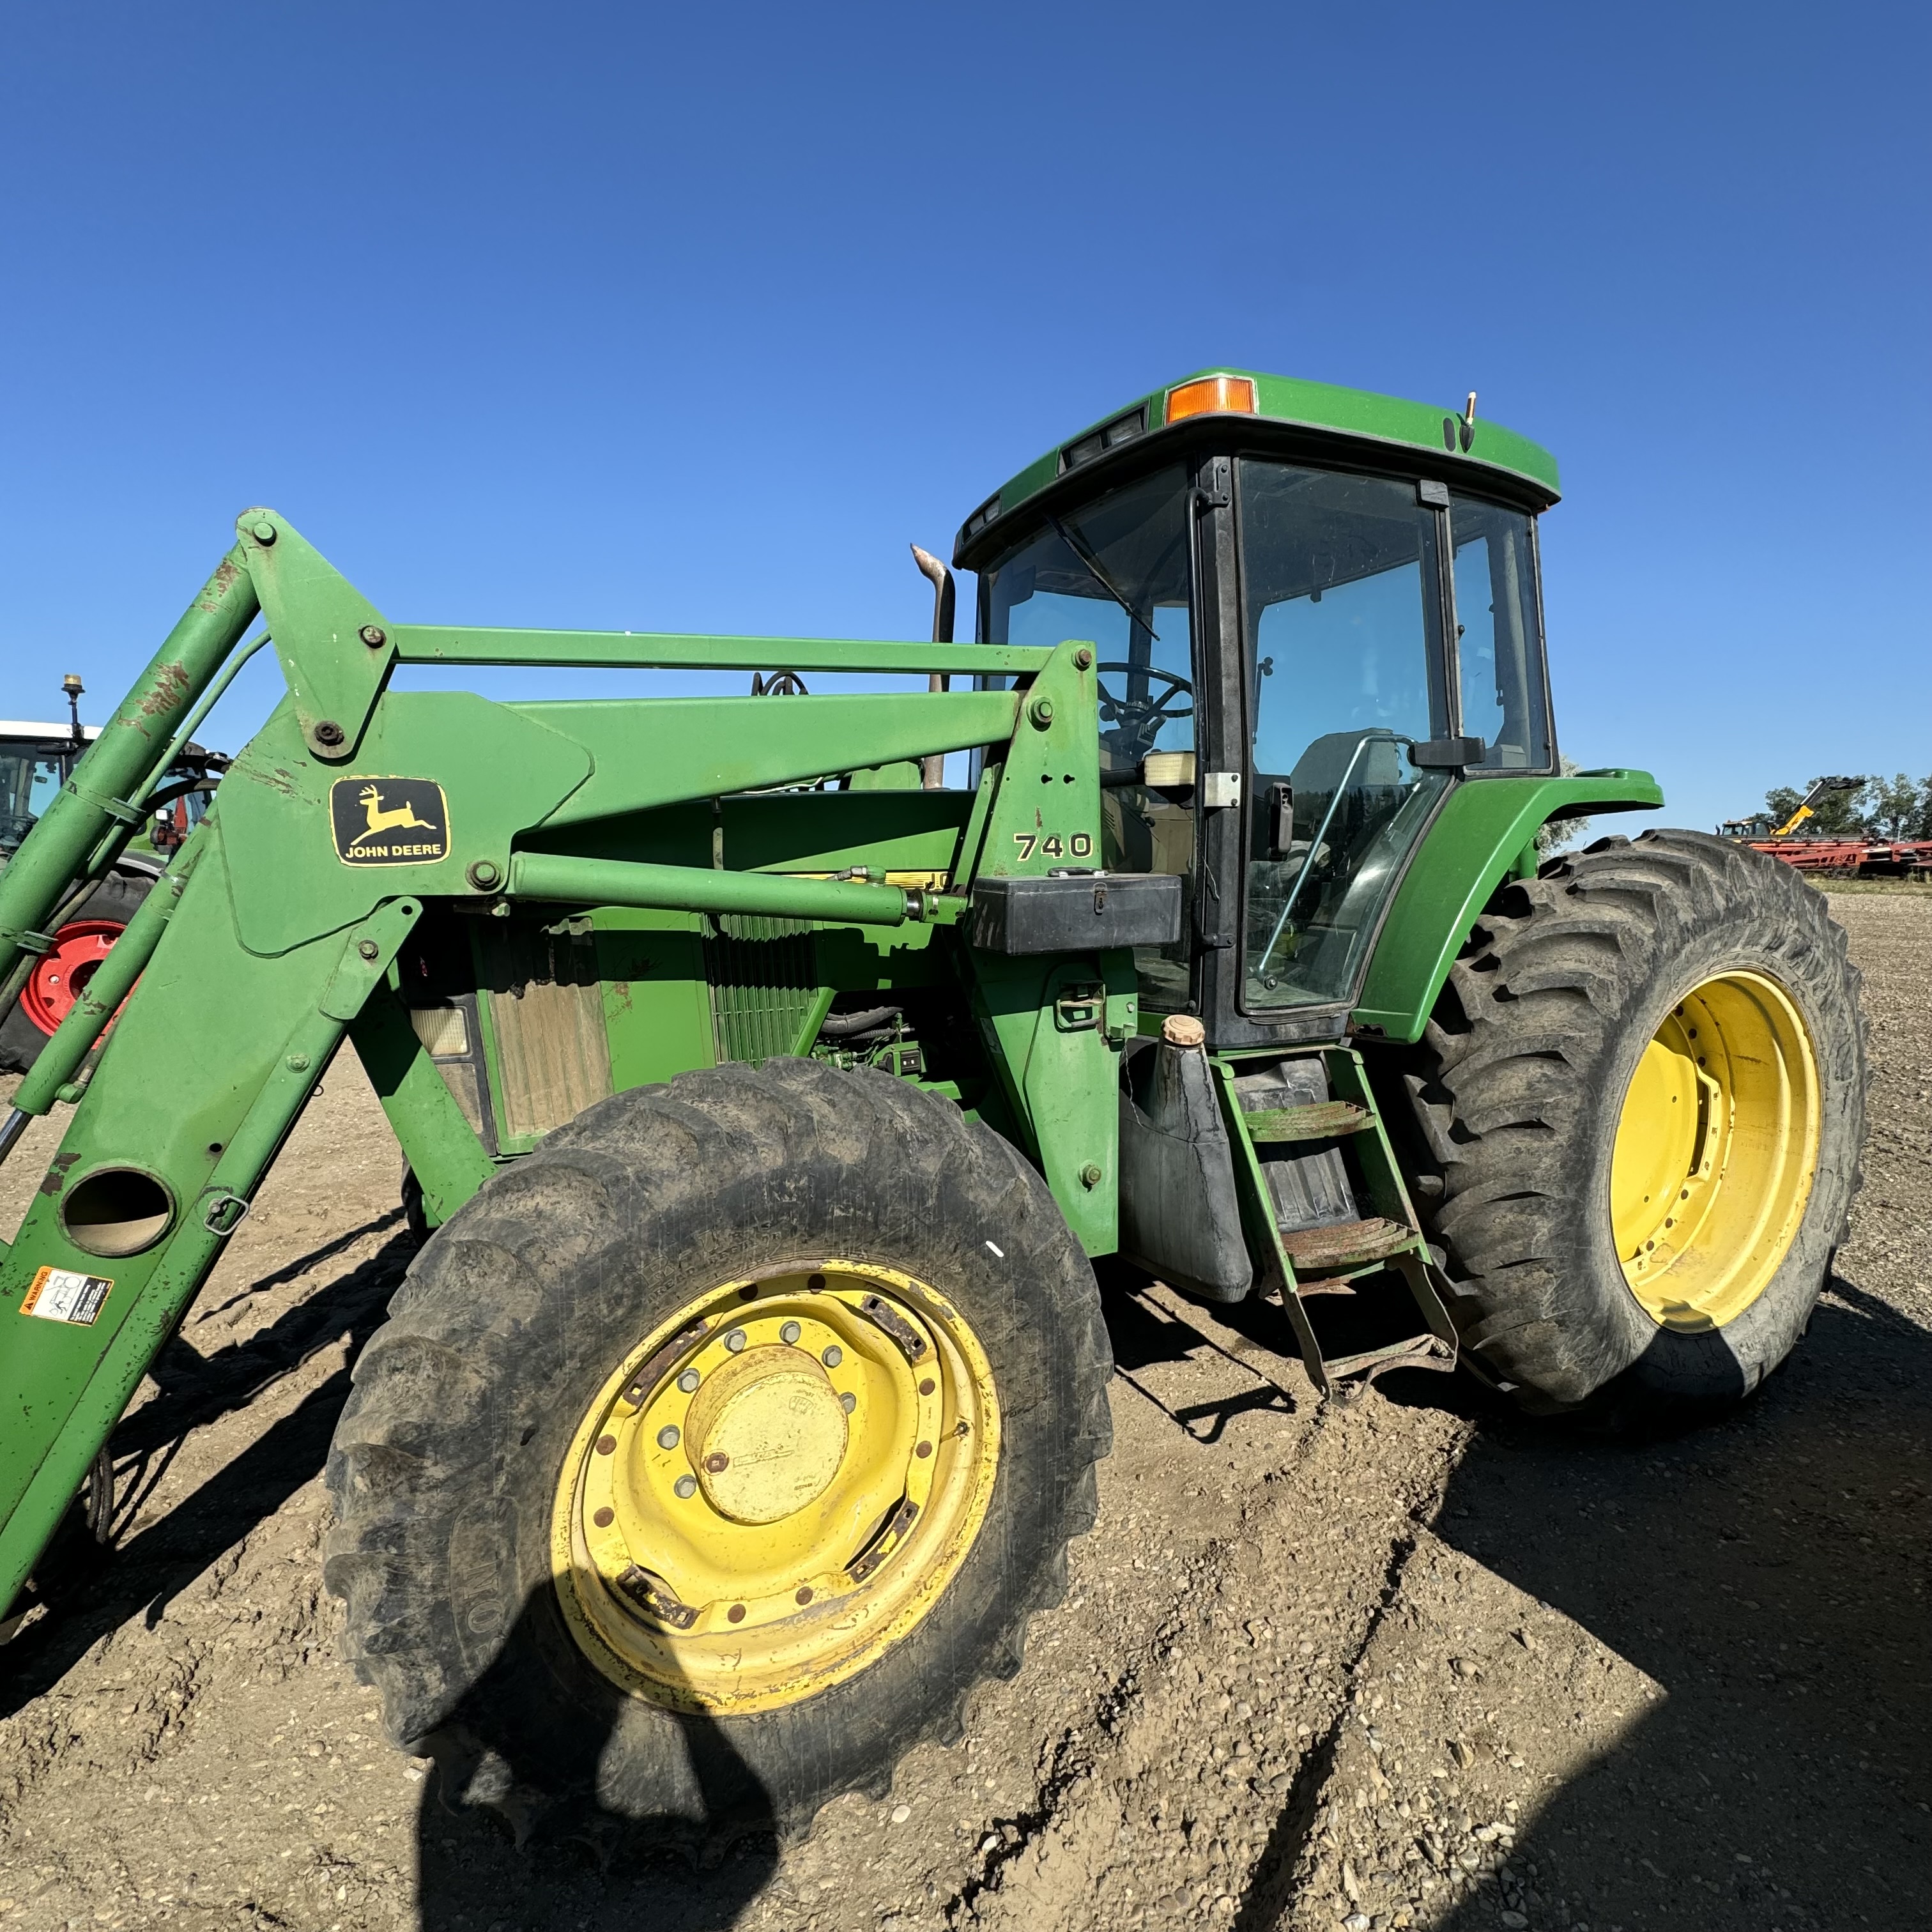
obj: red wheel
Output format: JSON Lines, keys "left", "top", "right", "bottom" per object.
{"left": 19, "top": 919, "right": 125, "bottom": 1038}
{"left": 0, "top": 870, "right": 151, "bottom": 1075}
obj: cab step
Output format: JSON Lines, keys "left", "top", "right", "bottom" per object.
{"left": 1241, "top": 1100, "right": 1371, "bottom": 1144}
{"left": 1278, "top": 1215, "right": 1416, "bottom": 1272}
{"left": 1213, "top": 1046, "right": 1460, "bottom": 1400}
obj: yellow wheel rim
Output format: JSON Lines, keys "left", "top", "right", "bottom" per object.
{"left": 550, "top": 1261, "right": 1000, "bottom": 1715}
{"left": 1609, "top": 970, "right": 1820, "bottom": 1331}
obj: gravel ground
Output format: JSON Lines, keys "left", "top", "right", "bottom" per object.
{"left": 0, "top": 889, "right": 1925, "bottom": 1932}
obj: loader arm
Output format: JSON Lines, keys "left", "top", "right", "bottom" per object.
{"left": 1, "top": 510, "right": 1135, "bottom": 1618}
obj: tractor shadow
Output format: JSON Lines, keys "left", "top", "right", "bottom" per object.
{"left": 0, "top": 1221, "right": 411, "bottom": 1719}
{"left": 1099, "top": 1258, "right": 1305, "bottom": 1442}
{"left": 1422, "top": 1276, "right": 1932, "bottom": 1931}
{"left": 410, "top": 1591, "right": 778, "bottom": 1932}
{"left": 1242, "top": 1273, "right": 1932, "bottom": 1931}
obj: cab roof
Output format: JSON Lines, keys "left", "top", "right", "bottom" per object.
{"left": 953, "top": 367, "right": 1561, "bottom": 567}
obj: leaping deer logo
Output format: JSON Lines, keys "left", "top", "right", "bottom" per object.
{"left": 349, "top": 783, "right": 438, "bottom": 847}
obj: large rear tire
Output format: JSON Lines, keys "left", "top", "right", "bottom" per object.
{"left": 1390, "top": 829, "right": 1865, "bottom": 1427}
{"left": 323, "top": 1058, "right": 1110, "bottom": 1845}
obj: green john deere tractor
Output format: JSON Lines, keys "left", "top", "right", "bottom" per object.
{"left": 0, "top": 369, "right": 1865, "bottom": 1841}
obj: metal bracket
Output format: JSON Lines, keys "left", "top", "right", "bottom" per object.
{"left": 1053, "top": 984, "right": 1105, "bottom": 1033}
{"left": 68, "top": 785, "right": 145, "bottom": 826}
{"left": 239, "top": 510, "right": 397, "bottom": 763}
{"left": 199, "top": 1190, "right": 250, "bottom": 1236}
{"left": 615, "top": 1563, "right": 698, "bottom": 1630}
{"left": 856, "top": 1293, "right": 928, "bottom": 1363}
{"left": 319, "top": 899, "right": 424, "bottom": 1021}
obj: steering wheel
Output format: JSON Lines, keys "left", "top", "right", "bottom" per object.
{"left": 1095, "top": 662, "right": 1194, "bottom": 740}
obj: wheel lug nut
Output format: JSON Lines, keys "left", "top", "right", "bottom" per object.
{"left": 657, "top": 1425, "right": 680, "bottom": 1449}
{"left": 674, "top": 1475, "right": 697, "bottom": 1499}
{"left": 726, "top": 1328, "right": 747, "bottom": 1353}
{"left": 822, "top": 1344, "right": 843, "bottom": 1368}
{"left": 781, "top": 1320, "right": 802, "bottom": 1344}
{"left": 677, "top": 1368, "right": 700, "bottom": 1393}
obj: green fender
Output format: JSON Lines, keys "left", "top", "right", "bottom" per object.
{"left": 1350, "top": 770, "right": 1664, "bottom": 1043}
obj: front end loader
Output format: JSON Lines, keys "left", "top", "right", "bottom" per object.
{"left": 0, "top": 370, "right": 1865, "bottom": 1841}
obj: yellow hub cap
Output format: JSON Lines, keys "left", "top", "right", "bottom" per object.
{"left": 1609, "top": 970, "right": 1820, "bottom": 1330}
{"left": 551, "top": 1262, "right": 1000, "bottom": 1714}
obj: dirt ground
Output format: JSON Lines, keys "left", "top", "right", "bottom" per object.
{"left": 1, "top": 889, "right": 1926, "bottom": 1932}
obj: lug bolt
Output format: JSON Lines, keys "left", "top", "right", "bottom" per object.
{"left": 841, "top": 1391, "right": 857, "bottom": 1413}
{"left": 592, "top": 1506, "right": 614, "bottom": 1528}
{"left": 357, "top": 939, "right": 380, "bottom": 961}
{"left": 822, "top": 1344, "right": 843, "bottom": 1368}
{"left": 781, "top": 1320, "right": 802, "bottom": 1344}
{"left": 706, "top": 1452, "right": 730, "bottom": 1473}
{"left": 312, "top": 719, "right": 345, "bottom": 747}
{"left": 657, "top": 1425, "right": 680, "bottom": 1450}
{"left": 674, "top": 1475, "right": 697, "bottom": 1498}
{"left": 466, "top": 860, "right": 501, "bottom": 891}
{"left": 360, "top": 624, "right": 387, "bottom": 648}
{"left": 725, "top": 1328, "right": 747, "bottom": 1353}
{"left": 677, "top": 1368, "right": 701, "bottom": 1393}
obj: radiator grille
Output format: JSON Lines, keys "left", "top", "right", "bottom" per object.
{"left": 703, "top": 915, "right": 820, "bottom": 1064}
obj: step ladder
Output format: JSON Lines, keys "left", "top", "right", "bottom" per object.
{"left": 1213, "top": 1047, "right": 1458, "bottom": 1400}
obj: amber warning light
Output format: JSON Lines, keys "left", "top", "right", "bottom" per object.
{"left": 1164, "top": 375, "right": 1257, "bottom": 424}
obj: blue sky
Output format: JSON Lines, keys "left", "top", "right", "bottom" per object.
{"left": 2, "top": 3, "right": 1924, "bottom": 833}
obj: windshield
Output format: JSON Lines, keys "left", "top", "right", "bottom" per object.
{"left": 0, "top": 745, "right": 68, "bottom": 856}
{"left": 981, "top": 464, "right": 1196, "bottom": 1008}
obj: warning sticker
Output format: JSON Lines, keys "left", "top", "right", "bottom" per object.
{"left": 20, "top": 1266, "right": 113, "bottom": 1326}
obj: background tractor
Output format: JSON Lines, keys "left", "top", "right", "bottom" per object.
{"left": 0, "top": 369, "right": 1866, "bottom": 1844}
{"left": 0, "top": 677, "right": 227, "bottom": 1073}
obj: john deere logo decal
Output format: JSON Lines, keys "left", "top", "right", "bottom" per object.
{"left": 330, "top": 778, "right": 450, "bottom": 866}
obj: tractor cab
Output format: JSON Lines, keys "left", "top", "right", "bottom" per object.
{"left": 955, "top": 370, "right": 1560, "bottom": 1047}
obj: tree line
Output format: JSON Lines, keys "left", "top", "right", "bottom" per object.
{"left": 1763, "top": 773, "right": 1932, "bottom": 841}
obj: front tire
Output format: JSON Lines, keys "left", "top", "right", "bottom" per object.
{"left": 1393, "top": 829, "right": 1866, "bottom": 1427}
{"left": 324, "top": 1058, "right": 1110, "bottom": 1844}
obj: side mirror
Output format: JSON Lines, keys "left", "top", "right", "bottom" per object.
{"left": 1266, "top": 781, "right": 1294, "bottom": 859}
